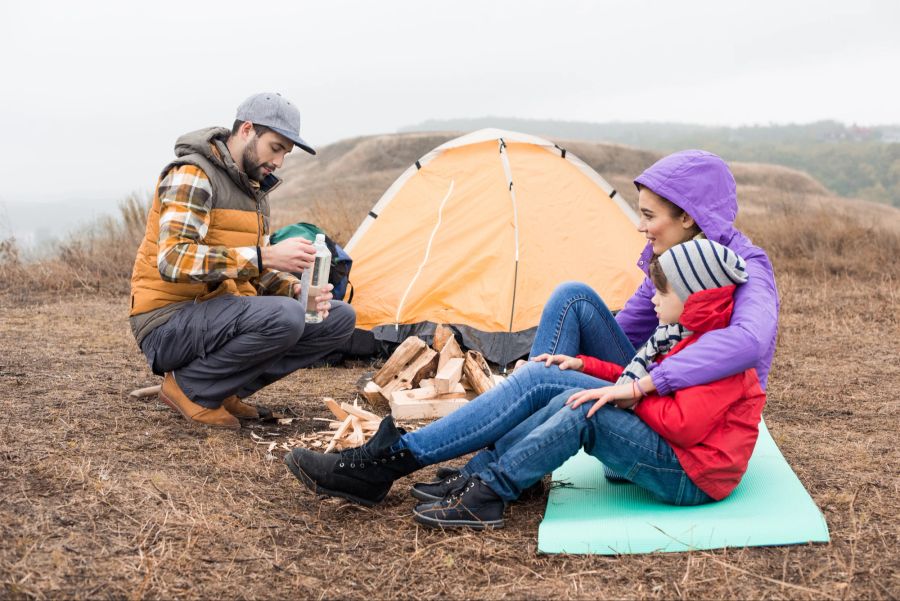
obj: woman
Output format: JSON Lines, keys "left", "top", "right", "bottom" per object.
{"left": 284, "top": 150, "right": 780, "bottom": 526}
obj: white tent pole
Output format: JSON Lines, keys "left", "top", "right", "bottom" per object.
{"left": 498, "top": 138, "right": 520, "bottom": 366}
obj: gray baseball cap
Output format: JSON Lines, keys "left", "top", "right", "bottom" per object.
{"left": 235, "top": 92, "right": 316, "bottom": 155}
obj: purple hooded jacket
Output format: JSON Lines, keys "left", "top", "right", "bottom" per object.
{"left": 615, "top": 150, "right": 779, "bottom": 394}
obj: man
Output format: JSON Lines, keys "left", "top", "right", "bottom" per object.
{"left": 129, "top": 92, "right": 356, "bottom": 429}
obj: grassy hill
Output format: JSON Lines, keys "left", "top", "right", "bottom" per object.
{"left": 400, "top": 119, "right": 900, "bottom": 208}
{"left": 270, "top": 131, "right": 895, "bottom": 246}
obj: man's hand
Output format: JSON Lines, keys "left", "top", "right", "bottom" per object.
{"left": 531, "top": 353, "right": 584, "bottom": 372}
{"left": 292, "top": 283, "right": 334, "bottom": 320}
{"left": 566, "top": 383, "right": 638, "bottom": 418}
{"left": 261, "top": 238, "right": 315, "bottom": 273}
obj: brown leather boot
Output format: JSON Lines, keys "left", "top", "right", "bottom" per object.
{"left": 222, "top": 395, "right": 263, "bottom": 419}
{"left": 158, "top": 373, "right": 240, "bottom": 430}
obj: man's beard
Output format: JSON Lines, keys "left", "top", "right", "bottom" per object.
{"left": 241, "top": 140, "right": 274, "bottom": 182}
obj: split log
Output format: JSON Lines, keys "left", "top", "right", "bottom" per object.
{"left": 379, "top": 348, "right": 438, "bottom": 397}
{"left": 406, "top": 347, "right": 440, "bottom": 389}
{"left": 434, "top": 357, "right": 465, "bottom": 394}
{"left": 463, "top": 350, "right": 495, "bottom": 396}
{"left": 389, "top": 396, "right": 470, "bottom": 420}
{"left": 391, "top": 383, "right": 468, "bottom": 404}
{"left": 373, "top": 337, "right": 427, "bottom": 388}
{"left": 437, "top": 334, "right": 464, "bottom": 371}
{"left": 432, "top": 324, "right": 455, "bottom": 353}
{"left": 362, "top": 381, "right": 391, "bottom": 412}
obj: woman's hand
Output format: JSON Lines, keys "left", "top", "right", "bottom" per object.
{"left": 531, "top": 353, "right": 584, "bottom": 371}
{"left": 566, "top": 383, "right": 638, "bottom": 418}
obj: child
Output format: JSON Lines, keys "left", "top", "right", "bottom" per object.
{"left": 412, "top": 238, "right": 768, "bottom": 528}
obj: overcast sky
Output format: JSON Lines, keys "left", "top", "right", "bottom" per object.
{"left": 1, "top": 0, "right": 898, "bottom": 209}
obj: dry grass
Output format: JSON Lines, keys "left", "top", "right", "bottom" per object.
{"left": 1, "top": 135, "right": 899, "bottom": 599}
{"left": 0, "top": 194, "right": 148, "bottom": 300}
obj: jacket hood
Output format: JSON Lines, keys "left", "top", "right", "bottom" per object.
{"left": 173, "top": 127, "right": 282, "bottom": 195}
{"left": 634, "top": 150, "right": 738, "bottom": 267}
{"left": 679, "top": 285, "right": 736, "bottom": 333}
{"left": 175, "top": 127, "right": 230, "bottom": 164}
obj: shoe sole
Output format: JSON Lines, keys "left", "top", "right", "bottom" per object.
{"left": 410, "top": 487, "right": 442, "bottom": 503}
{"left": 283, "top": 452, "right": 384, "bottom": 508}
{"left": 412, "top": 508, "right": 504, "bottom": 530}
{"left": 158, "top": 391, "right": 239, "bottom": 430}
{"left": 227, "top": 406, "right": 274, "bottom": 421}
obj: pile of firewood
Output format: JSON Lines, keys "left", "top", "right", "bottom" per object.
{"left": 361, "top": 325, "right": 501, "bottom": 420}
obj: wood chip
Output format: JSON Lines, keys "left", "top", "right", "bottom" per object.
{"left": 324, "top": 415, "right": 354, "bottom": 453}
{"left": 324, "top": 397, "right": 349, "bottom": 420}
{"left": 340, "top": 402, "right": 381, "bottom": 422}
{"left": 128, "top": 384, "right": 161, "bottom": 398}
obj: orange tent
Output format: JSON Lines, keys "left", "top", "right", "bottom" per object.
{"left": 345, "top": 129, "right": 646, "bottom": 364}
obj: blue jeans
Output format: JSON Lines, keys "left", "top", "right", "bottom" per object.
{"left": 468, "top": 391, "right": 712, "bottom": 506}
{"left": 398, "top": 282, "right": 713, "bottom": 506}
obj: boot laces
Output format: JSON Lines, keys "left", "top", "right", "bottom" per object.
{"left": 337, "top": 445, "right": 406, "bottom": 469}
{"left": 443, "top": 479, "right": 476, "bottom": 505}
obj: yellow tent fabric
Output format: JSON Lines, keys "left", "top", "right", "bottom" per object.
{"left": 345, "top": 129, "right": 646, "bottom": 360}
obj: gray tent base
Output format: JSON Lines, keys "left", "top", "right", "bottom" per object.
{"left": 363, "top": 322, "right": 538, "bottom": 368}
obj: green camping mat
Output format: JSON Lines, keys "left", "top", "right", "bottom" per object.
{"left": 537, "top": 421, "right": 829, "bottom": 555}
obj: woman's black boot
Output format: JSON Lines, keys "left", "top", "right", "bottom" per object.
{"left": 284, "top": 416, "right": 422, "bottom": 506}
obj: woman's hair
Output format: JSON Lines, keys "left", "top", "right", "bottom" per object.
{"left": 649, "top": 257, "right": 669, "bottom": 293}
{"left": 637, "top": 183, "right": 703, "bottom": 238}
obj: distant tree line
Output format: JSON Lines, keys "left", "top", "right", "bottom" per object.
{"left": 403, "top": 119, "right": 900, "bottom": 207}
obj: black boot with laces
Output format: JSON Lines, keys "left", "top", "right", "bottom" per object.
{"left": 284, "top": 416, "right": 422, "bottom": 506}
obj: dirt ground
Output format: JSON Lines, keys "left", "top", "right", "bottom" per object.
{"left": 0, "top": 259, "right": 897, "bottom": 601}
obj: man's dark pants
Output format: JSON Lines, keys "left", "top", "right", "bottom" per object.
{"left": 140, "top": 295, "right": 356, "bottom": 408}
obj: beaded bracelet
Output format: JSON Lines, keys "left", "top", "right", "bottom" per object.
{"left": 635, "top": 379, "right": 648, "bottom": 397}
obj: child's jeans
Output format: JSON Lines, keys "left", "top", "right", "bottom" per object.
{"left": 399, "top": 282, "right": 714, "bottom": 506}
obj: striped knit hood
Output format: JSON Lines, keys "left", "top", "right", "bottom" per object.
{"left": 657, "top": 239, "right": 748, "bottom": 302}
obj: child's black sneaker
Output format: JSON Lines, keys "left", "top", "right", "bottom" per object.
{"left": 411, "top": 470, "right": 468, "bottom": 502}
{"left": 412, "top": 470, "right": 546, "bottom": 503}
{"left": 413, "top": 476, "right": 505, "bottom": 530}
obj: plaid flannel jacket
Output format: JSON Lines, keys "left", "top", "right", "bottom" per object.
{"left": 156, "top": 164, "right": 298, "bottom": 296}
